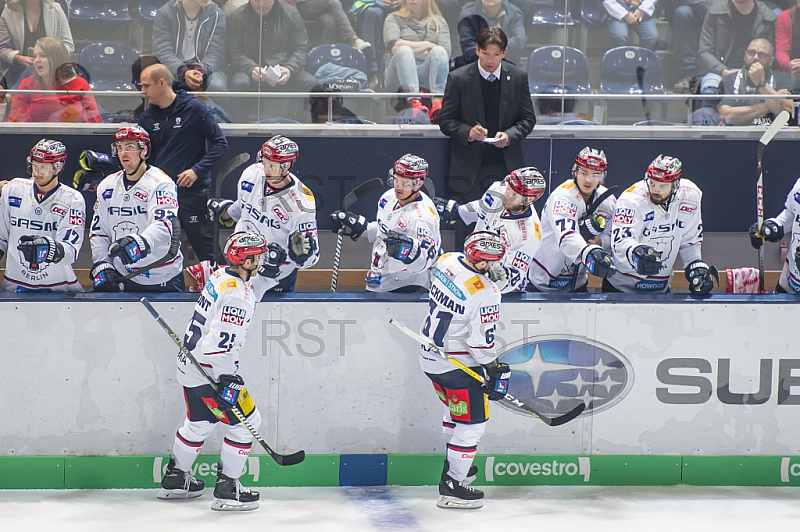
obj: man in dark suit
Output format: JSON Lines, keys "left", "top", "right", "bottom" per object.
{"left": 438, "top": 27, "right": 536, "bottom": 245}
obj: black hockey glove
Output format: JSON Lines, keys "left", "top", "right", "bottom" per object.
{"left": 109, "top": 235, "right": 151, "bottom": 265}
{"left": 384, "top": 230, "right": 421, "bottom": 264}
{"left": 482, "top": 360, "right": 511, "bottom": 401}
{"left": 749, "top": 219, "right": 783, "bottom": 249}
{"left": 581, "top": 244, "right": 615, "bottom": 278}
{"left": 17, "top": 235, "right": 64, "bottom": 270}
{"left": 288, "top": 230, "right": 317, "bottom": 265}
{"left": 90, "top": 260, "right": 124, "bottom": 292}
{"left": 214, "top": 374, "right": 245, "bottom": 412}
{"left": 80, "top": 150, "right": 117, "bottom": 173}
{"left": 628, "top": 245, "right": 662, "bottom": 276}
{"left": 433, "top": 197, "right": 460, "bottom": 225}
{"left": 330, "top": 210, "right": 367, "bottom": 241}
{"left": 579, "top": 213, "right": 606, "bottom": 241}
{"left": 207, "top": 198, "right": 235, "bottom": 227}
{"left": 684, "top": 260, "right": 717, "bottom": 296}
{"left": 258, "top": 242, "right": 287, "bottom": 278}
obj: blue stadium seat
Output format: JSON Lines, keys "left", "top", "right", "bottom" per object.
{"left": 139, "top": 0, "right": 167, "bottom": 20}
{"left": 563, "top": 119, "right": 600, "bottom": 125}
{"left": 633, "top": 119, "right": 676, "bottom": 126}
{"left": 580, "top": 0, "right": 607, "bottom": 26}
{"left": 70, "top": 0, "right": 132, "bottom": 47}
{"left": 306, "top": 44, "right": 367, "bottom": 76}
{"left": 70, "top": 0, "right": 131, "bottom": 21}
{"left": 79, "top": 42, "right": 139, "bottom": 91}
{"left": 599, "top": 46, "right": 666, "bottom": 94}
{"left": 531, "top": 7, "right": 575, "bottom": 26}
{"left": 527, "top": 46, "right": 591, "bottom": 94}
{"left": 331, "top": 118, "right": 376, "bottom": 124}
{"left": 258, "top": 117, "right": 301, "bottom": 124}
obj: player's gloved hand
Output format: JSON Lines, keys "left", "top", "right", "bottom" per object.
{"left": 258, "top": 243, "right": 287, "bottom": 278}
{"left": 330, "top": 210, "right": 367, "bottom": 241}
{"left": 684, "top": 260, "right": 716, "bottom": 296}
{"left": 795, "top": 247, "right": 800, "bottom": 273}
{"left": 288, "top": 230, "right": 317, "bottom": 265}
{"left": 482, "top": 360, "right": 511, "bottom": 401}
{"left": 17, "top": 235, "right": 64, "bottom": 270}
{"left": 207, "top": 198, "right": 235, "bottom": 227}
{"left": 579, "top": 213, "right": 606, "bottom": 241}
{"left": 581, "top": 244, "right": 615, "bottom": 278}
{"left": 214, "top": 374, "right": 245, "bottom": 412}
{"left": 384, "top": 230, "right": 420, "bottom": 264}
{"left": 433, "top": 197, "right": 460, "bottom": 225}
{"left": 90, "top": 260, "right": 124, "bottom": 292}
{"left": 80, "top": 150, "right": 116, "bottom": 172}
{"left": 628, "top": 245, "right": 662, "bottom": 275}
{"left": 487, "top": 260, "right": 508, "bottom": 283}
{"left": 108, "top": 235, "right": 150, "bottom": 265}
{"left": 749, "top": 219, "right": 783, "bottom": 249}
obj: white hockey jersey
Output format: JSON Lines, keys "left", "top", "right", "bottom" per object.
{"left": 459, "top": 181, "right": 543, "bottom": 293}
{"left": 0, "top": 179, "right": 85, "bottom": 292}
{"left": 90, "top": 166, "right": 183, "bottom": 286}
{"left": 364, "top": 189, "right": 441, "bottom": 292}
{"left": 765, "top": 177, "right": 800, "bottom": 293}
{"left": 419, "top": 252, "right": 502, "bottom": 375}
{"left": 226, "top": 166, "right": 319, "bottom": 298}
{"left": 528, "top": 180, "right": 616, "bottom": 291}
{"left": 177, "top": 267, "right": 258, "bottom": 388}
{"left": 608, "top": 179, "right": 703, "bottom": 293}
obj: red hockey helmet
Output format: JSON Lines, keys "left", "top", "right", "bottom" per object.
{"left": 506, "top": 167, "right": 546, "bottom": 199}
{"left": 464, "top": 230, "right": 506, "bottom": 263}
{"left": 224, "top": 232, "right": 268, "bottom": 266}
{"left": 29, "top": 139, "right": 67, "bottom": 173}
{"left": 575, "top": 147, "right": 608, "bottom": 173}
{"left": 646, "top": 154, "right": 682, "bottom": 183}
{"left": 392, "top": 153, "right": 428, "bottom": 180}
{"left": 261, "top": 135, "right": 299, "bottom": 164}
{"left": 112, "top": 126, "right": 151, "bottom": 158}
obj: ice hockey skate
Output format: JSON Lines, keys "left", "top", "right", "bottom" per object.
{"left": 211, "top": 466, "right": 260, "bottom": 511}
{"left": 441, "top": 459, "right": 478, "bottom": 486}
{"left": 157, "top": 457, "right": 204, "bottom": 499}
{"left": 437, "top": 472, "right": 484, "bottom": 509}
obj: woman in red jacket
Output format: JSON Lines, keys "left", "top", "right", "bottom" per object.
{"left": 775, "top": 0, "right": 800, "bottom": 87}
{"left": 7, "top": 36, "right": 101, "bottom": 123}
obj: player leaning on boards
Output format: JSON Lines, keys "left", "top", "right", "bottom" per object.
{"left": 749, "top": 180, "right": 800, "bottom": 293}
{"left": 330, "top": 153, "right": 442, "bottom": 293}
{"left": 605, "top": 155, "right": 717, "bottom": 295}
{"left": 419, "top": 231, "right": 508, "bottom": 509}
{"left": 206, "top": 135, "right": 319, "bottom": 297}
{"left": 0, "top": 139, "right": 85, "bottom": 292}
{"left": 528, "top": 147, "right": 617, "bottom": 292}
{"left": 435, "top": 167, "right": 546, "bottom": 292}
{"left": 159, "top": 232, "right": 267, "bottom": 511}
{"left": 89, "top": 126, "right": 184, "bottom": 292}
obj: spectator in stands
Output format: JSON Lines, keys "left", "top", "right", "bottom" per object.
{"left": 227, "top": 0, "right": 318, "bottom": 91}
{"left": 458, "top": 0, "right": 526, "bottom": 66}
{"left": 0, "top": 0, "right": 72, "bottom": 90}
{"left": 669, "top": 0, "right": 715, "bottom": 92}
{"left": 7, "top": 36, "right": 101, "bottom": 123}
{"left": 717, "top": 37, "right": 793, "bottom": 124}
{"left": 352, "top": 0, "right": 401, "bottom": 89}
{"left": 152, "top": 0, "right": 228, "bottom": 92}
{"left": 603, "top": 0, "right": 659, "bottom": 50}
{"left": 383, "top": 0, "right": 450, "bottom": 121}
{"left": 294, "top": 0, "right": 371, "bottom": 52}
{"left": 775, "top": 0, "right": 800, "bottom": 88}
{"left": 138, "top": 64, "right": 228, "bottom": 262}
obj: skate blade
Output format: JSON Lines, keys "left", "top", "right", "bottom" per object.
{"left": 158, "top": 488, "right": 203, "bottom": 500}
{"left": 436, "top": 496, "right": 483, "bottom": 510}
{"left": 211, "top": 498, "right": 259, "bottom": 511}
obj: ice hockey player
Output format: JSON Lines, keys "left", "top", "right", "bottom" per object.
{"left": 159, "top": 231, "right": 266, "bottom": 511}
{"left": 434, "top": 167, "right": 546, "bottom": 292}
{"left": 0, "top": 139, "right": 85, "bottom": 292}
{"left": 419, "top": 230, "right": 508, "bottom": 510}
{"left": 330, "top": 153, "right": 441, "bottom": 293}
{"left": 206, "top": 135, "right": 319, "bottom": 297}
{"left": 528, "top": 147, "right": 616, "bottom": 292}
{"left": 89, "top": 126, "right": 184, "bottom": 292}
{"left": 606, "top": 154, "right": 716, "bottom": 294}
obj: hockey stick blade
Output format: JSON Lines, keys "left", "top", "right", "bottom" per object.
{"left": 341, "top": 178, "right": 384, "bottom": 211}
{"left": 140, "top": 298, "right": 306, "bottom": 466}
{"left": 388, "top": 319, "right": 586, "bottom": 427}
{"left": 587, "top": 186, "right": 618, "bottom": 216}
{"left": 758, "top": 111, "right": 789, "bottom": 150}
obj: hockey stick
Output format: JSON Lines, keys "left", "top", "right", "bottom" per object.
{"left": 331, "top": 177, "right": 385, "bottom": 292}
{"left": 756, "top": 110, "right": 790, "bottom": 293}
{"left": 635, "top": 66, "right": 651, "bottom": 122}
{"left": 212, "top": 152, "right": 251, "bottom": 265}
{"left": 567, "top": 185, "right": 619, "bottom": 292}
{"left": 140, "top": 298, "right": 306, "bottom": 466}
{"left": 388, "top": 319, "right": 586, "bottom": 427}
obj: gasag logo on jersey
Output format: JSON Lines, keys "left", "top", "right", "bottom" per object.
{"left": 552, "top": 200, "right": 578, "bottom": 217}
{"left": 484, "top": 456, "right": 591, "bottom": 483}
{"left": 512, "top": 251, "right": 532, "bottom": 272}
{"left": 678, "top": 203, "right": 697, "bottom": 214}
{"left": 497, "top": 336, "right": 633, "bottom": 418}
{"left": 221, "top": 305, "right": 246, "bottom": 326}
{"left": 431, "top": 267, "right": 466, "bottom": 300}
{"left": 102, "top": 189, "right": 114, "bottom": 200}
{"left": 272, "top": 205, "right": 289, "bottom": 223}
{"left": 108, "top": 205, "right": 148, "bottom": 216}
{"left": 50, "top": 205, "right": 67, "bottom": 216}
{"left": 480, "top": 304, "right": 500, "bottom": 323}
{"left": 155, "top": 190, "right": 178, "bottom": 208}
{"left": 613, "top": 208, "right": 635, "bottom": 225}
{"left": 644, "top": 211, "right": 654, "bottom": 222}
{"left": 9, "top": 196, "right": 21, "bottom": 208}
{"left": 69, "top": 209, "right": 85, "bottom": 226}
{"left": 241, "top": 181, "right": 254, "bottom": 193}
{"left": 134, "top": 190, "right": 148, "bottom": 202}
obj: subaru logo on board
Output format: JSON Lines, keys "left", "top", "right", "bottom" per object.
{"left": 497, "top": 336, "right": 633, "bottom": 418}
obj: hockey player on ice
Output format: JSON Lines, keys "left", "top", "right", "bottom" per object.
{"left": 605, "top": 154, "right": 717, "bottom": 294}
{"left": 206, "top": 135, "right": 319, "bottom": 297}
{"left": 89, "top": 126, "right": 184, "bottom": 292}
{"left": 0, "top": 139, "right": 85, "bottom": 292}
{"left": 434, "top": 167, "right": 546, "bottom": 292}
{"left": 528, "top": 147, "right": 617, "bottom": 292}
{"left": 330, "top": 153, "right": 442, "bottom": 293}
{"left": 158, "top": 232, "right": 266, "bottom": 511}
{"left": 419, "top": 230, "right": 509, "bottom": 510}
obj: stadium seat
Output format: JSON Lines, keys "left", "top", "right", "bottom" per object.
{"left": 633, "top": 119, "right": 676, "bottom": 126}
{"left": 306, "top": 44, "right": 367, "bottom": 76}
{"left": 599, "top": 46, "right": 666, "bottom": 94}
{"left": 527, "top": 46, "right": 591, "bottom": 94}
{"left": 79, "top": 42, "right": 139, "bottom": 91}
{"left": 531, "top": 7, "right": 575, "bottom": 26}
{"left": 70, "top": 0, "right": 132, "bottom": 48}
{"left": 139, "top": 0, "right": 166, "bottom": 20}
{"left": 563, "top": 119, "right": 601, "bottom": 125}
{"left": 331, "top": 117, "right": 376, "bottom": 124}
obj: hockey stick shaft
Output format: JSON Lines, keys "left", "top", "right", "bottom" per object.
{"left": 140, "top": 298, "right": 305, "bottom": 466}
{"left": 331, "top": 232, "right": 343, "bottom": 292}
{"left": 388, "top": 319, "right": 585, "bottom": 427}
{"left": 212, "top": 152, "right": 251, "bottom": 265}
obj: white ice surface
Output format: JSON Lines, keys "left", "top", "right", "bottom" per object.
{"left": 0, "top": 486, "right": 798, "bottom": 531}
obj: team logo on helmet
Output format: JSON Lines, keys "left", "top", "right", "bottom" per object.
{"left": 224, "top": 231, "right": 267, "bottom": 266}
{"left": 575, "top": 147, "right": 607, "bottom": 172}
{"left": 464, "top": 230, "right": 506, "bottom": 263}
{"left": 646, "top": 155, "right": 682, "bottom": 183}
{"left": 30, "top": 139, "right": 67, "bottom": 164}
{"left": 261, "top": 135, "right": 299, "bottom": 164}
{"left": 393, "top": 153, "right": 428, "bottom": 180}
{"left": 506, "top": 167, "right": 546, "bottom": 199}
